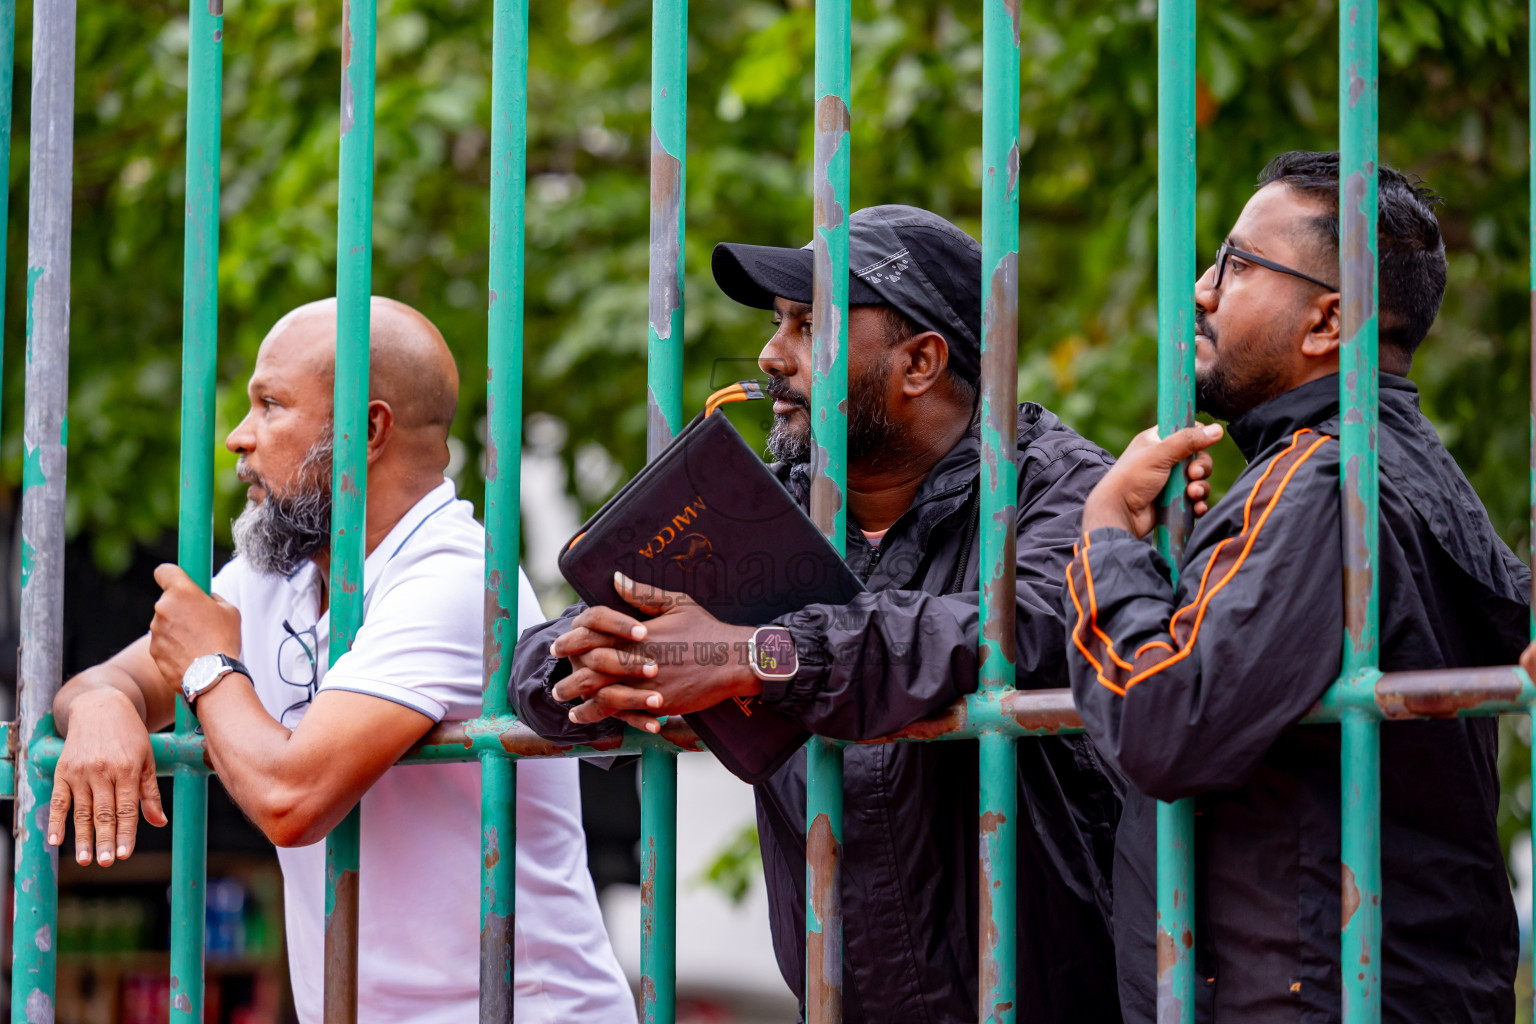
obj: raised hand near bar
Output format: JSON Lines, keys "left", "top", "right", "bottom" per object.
{"left": 1080, "top": 423, "right": 1222, "bottom": 538}
{"left": 147, "top": 563, "right": 244, "bottom": 683}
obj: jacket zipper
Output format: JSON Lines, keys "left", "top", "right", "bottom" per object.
{"left": 861, "top": 542, "right": 884, "bottom": 583}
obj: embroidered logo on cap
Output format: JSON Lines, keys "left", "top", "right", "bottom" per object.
{"left": 855, "top": 248, "right": 911, "bottom": 286}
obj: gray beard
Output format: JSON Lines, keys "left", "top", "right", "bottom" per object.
{"left": 231, "top": 431, "right": 334, "bottom": 577}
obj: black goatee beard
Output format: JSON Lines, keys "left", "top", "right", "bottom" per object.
{"left": 764, "top": 357, "right": 922, "bottom": 471}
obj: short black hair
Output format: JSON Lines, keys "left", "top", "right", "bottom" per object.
{"left": 872, "top": 305, "right": 979, "bottom": 410}
{"left": 1257, "top": 150, "right": 1447, "bottom": 360}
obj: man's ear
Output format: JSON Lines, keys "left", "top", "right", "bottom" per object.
{"left": 365, "top": 399, "right": 394, "bottom": 464}
{"left": 902, "top": 331, "right": 950, "bottom": 397}
{"left": 1300, "top": 291, "right": 1342, "bottom": 359}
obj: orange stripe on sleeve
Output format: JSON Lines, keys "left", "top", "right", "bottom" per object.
{"left": 1068, "top": 429, "right": 1330, "bottom": 696}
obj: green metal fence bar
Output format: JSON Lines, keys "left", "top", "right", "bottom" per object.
{"left": 640, "top": 3, "right": 687, "bottom": 1020}
{"left": 1529, "top": 0, "right": 1535, "bottom": 1005}
{"left": 640, "top": 748, "right": 678, "bottom": 1021}
{"left": 1152, "top": 0, "right": 1197, "bottom": 1019}
{"left": 169, "top": 0, "right": 226, "bottom": 1015}
{"left": 647, "top": 0, "right": 685, "bottom": 463}
{"left": 1336, "top": 0, "right": 1383, "bottom": 1019}
{"left": 20, "top": 666, "right": 1536, "bottom": 780}
{"left": 480, "top": 0, "right": 530, "bottom": 1012}
{"left": 0, "top": 0, "right": 16, "bottom": 454}
{"left": 10, "top": 0, "right": 77, "bottom": 1011}
{"left": 323, "top": 0, "right": 379, "bottom": 1017}
{"left": 806, "top": 0, "right": 851, "bottom": 1019}
{"left": 976, "top": 0, "right": 1020, "bottom": 1020}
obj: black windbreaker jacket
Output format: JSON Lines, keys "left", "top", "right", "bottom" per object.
{"left": 1066, "top": 374, "right": 1529, "bottom": 1024}
{"left": 511, "top": 404, "right": 1125, "bottom": 1023}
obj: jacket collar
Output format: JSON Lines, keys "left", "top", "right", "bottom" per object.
{"left": 1228, "top": 372, "right": 1418, "bottom": 461}
{"left": 781, "top": 403, "right": 1060, "bottom": 585}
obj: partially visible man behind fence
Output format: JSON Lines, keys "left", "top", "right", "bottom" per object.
{"left": 1066, "top": 152, "right": 1528, "bottom": 1022}
{"left": 513, "top": 206, "right": 1126, "bottom": 1022}
{"left": 45, "top": 298, "right": 634, "bottom": 1023}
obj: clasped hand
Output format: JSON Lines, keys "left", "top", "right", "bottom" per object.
{"left": 549, "top": 573, "right": 760, "bottom": 731}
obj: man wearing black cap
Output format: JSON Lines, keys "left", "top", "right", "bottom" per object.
{"left": 511, "top": 206, "right": 1125, "bottom": 1022}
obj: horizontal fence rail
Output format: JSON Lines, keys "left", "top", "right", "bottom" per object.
{"left": 6, "top": 1, "right": 1536, "bottom": 1024}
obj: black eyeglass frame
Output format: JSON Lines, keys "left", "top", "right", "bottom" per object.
{"left": 1213, "top": 240, "right": 1339, "bottom": 293}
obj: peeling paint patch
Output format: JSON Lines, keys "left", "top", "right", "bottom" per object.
{"left": 861, "top": 702, "right": 966, "bottom": 742}
{"left": 24, "top": 988, "right": 52, "bottom": 1024}
{"left": 479, "top": 910, "right": 514, "bottom": 1016}
{"left": 25, "top": 265, "right": 42, "bottom": 366}
{"left": 172, "top": 994, "right": 192, "bottom": 1012}
{"left": 646, "top": 387, "right": 674, "bottom": 462}
{"left": 323, "top": 867, "right": 361, "bottom": 1020}
{"left": 1341, "top": 863, "right": 1361, "bottom": 929}
{"left": 34, "top": 923, "right": 50, "bottom": 951}
{"left": 1004, "top": 0, "right": 1021, "bottom": 45}
{"left": 340, "top": 7, "right": 355, "bottom": 137}
{"left": 1376, "top": 667, "right": 1522, "bottom": 718}
{"left": 648, "top": 131, "right": 684, "bottom": 343}
{"left": 484, "top": 824, "right": 500, "bottom": 870}
{"left": 1155, "top": 924, "right": 1186, "bottom": 1023}
{"left": 22, "top": 443, "right": 44, "bottom": 491}
{"left": 805, "top": 812, "right": 842, "bottom": 1018}
{"left": 1342, "top": 455, "right": 1374, "bottom": 652}
{"left": 1341, "top": 168, "right": 1378, "bottom": 334}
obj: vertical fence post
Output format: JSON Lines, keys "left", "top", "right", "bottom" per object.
{"left": 639, "top": 2, "right": 686, "bottom": 1021}
{"left": 1529, "top": 0, "right": 1535, "bottom": 1007}
{"left": 1153, "top": 1, "right": 1197, "bottom": 1021}
{"left": 1338, "top": 1, "right": 1382, "bottom": 1020}
{"left": 169, "top": 0, "right": 226, "bottom": 1016}
{"left": 806, "top": 0, "right": 850, "bottom": 1020}
{"left": 480, "top": 0, "right": 530, "bottom": 1015}
{"left": 9, "top": 0, "right": 77, "bottom": 1015}
{"left": 976, "top": 0, "right": 1019, "bottom": 1021}
{"left": 323, "top": 0, "right": 377, "bottom": 1018}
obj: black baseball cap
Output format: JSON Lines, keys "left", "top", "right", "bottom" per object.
{"left": 711, "top": 205, "right": 983, "bottom": 385}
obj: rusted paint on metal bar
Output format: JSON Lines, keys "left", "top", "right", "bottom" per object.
{"left": 809, "top": 91, "right": 851, "bottom": 542}
{"left": 639, "top": 745, "right": 677, "bottom": 1023}
{"left": 1154, "top": 798, "right": 1194, "bottom": 1024}
{"left": 1341, "top": 862, "right": 1360, "bottom": 929}
{"left": 805, "top": 809, "right": 843, "bottom": 1022}
{"left": 648, "top": 131, "right": 682, "bottom": 345}
{"left": 977, "top": 801, "right": 1012, "bottom": 1023}
{"left": 323, "top": 854, "right": 360, "bottom": 1024}
{"left": 1374, "top": 667, "right": 1525, "bottom": 718}
{"left": 978, "top": 251, "right": 1019, "bottom": 672}
{"left": 11, "top": 0, "right": 75, "bottom": 1009}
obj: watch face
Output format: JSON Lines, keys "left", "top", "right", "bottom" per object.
{"left": 184, "top": 655, "right": 226, "bottom": 697}
{"left": 753, "top": 628, "right": 797, "bottom": 678}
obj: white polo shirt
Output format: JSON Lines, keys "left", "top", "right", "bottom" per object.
{"left": 210, "top": 479, "right": 634, "bottom": 1024}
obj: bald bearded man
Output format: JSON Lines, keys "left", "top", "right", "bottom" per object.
{"left": 46, "top": 298, "right": 634, "bottom": 1023}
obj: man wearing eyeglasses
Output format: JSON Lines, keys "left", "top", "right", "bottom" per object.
{"left": 1064, "top": 151, "right": 1529, "bottom": 1022}
{"left": 43, "top": 298, "right": 635, "bottom": 1023}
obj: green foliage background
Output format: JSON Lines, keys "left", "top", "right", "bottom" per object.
{"left": 11, "top": 0, "right": 1536, "bottom": 856}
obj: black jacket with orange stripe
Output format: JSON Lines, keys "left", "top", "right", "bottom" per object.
{"left": 1065, "top": 373, "right": 1528, "bottom": 1024}
{"left": 512, "top": 404, "right": 1125, "bottom": 1024}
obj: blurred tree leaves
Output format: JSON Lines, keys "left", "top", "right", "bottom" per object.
{"left": 3, "top": 0, "right": 1535, "bottom": 838}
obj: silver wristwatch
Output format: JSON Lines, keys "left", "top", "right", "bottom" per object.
{"left": 181, "top": 653, "right": 249, "bottom": 706}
